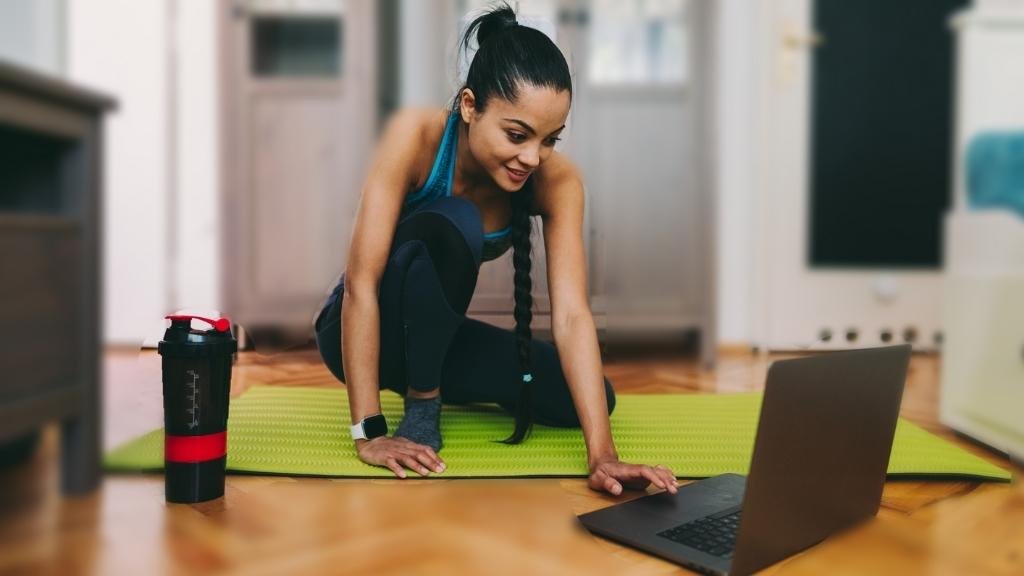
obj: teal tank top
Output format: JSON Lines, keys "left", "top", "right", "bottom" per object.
{"left": 401, "top": 112, "right": 513, "bottom": 262}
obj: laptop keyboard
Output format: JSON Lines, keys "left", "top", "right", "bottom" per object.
{"left": 656, "top": 508, "right": 741, "bottom": 558}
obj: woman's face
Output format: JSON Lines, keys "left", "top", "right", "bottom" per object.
{"left": 460, "top": 84, "right": 571, "bottom": 192}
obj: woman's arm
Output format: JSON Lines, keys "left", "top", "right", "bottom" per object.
{"left": 536, "top": 155, "right": 678, "bottom": 495}
{"left": 342, "top": 111, "right": 414, "bottom": 427}
{"left": 536, "top": 158, "right": 614, "bottom": 463}
{"left": 342, "top": 108, "right": 445, "bottom": 477}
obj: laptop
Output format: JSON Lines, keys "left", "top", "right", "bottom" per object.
{"left": 578, "top": 345, "right": 911, "bottom": 576}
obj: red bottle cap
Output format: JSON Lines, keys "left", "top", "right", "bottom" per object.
{"left": 164, "top": 314, "right": 231, "bottom": 333}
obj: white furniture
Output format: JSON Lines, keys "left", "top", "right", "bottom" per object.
{"left": 940, "top": 5, "right": 1024, "bottom": 462}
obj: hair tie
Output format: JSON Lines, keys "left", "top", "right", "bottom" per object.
{"left": 521, "top": 373, "right": 533, "bottom": 383}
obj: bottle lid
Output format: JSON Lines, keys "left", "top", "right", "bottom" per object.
{"left": 158, "top": 315, "right": 238, "bottom": 358}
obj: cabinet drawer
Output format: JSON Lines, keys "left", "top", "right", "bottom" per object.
{"left": 0, "top": 218, "right": 82, "bottom": 404}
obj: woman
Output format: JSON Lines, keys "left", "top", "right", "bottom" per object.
{"left": 315, "top": 3, "right": 678, "bottom": 496}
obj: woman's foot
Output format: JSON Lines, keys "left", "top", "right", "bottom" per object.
{"left": 394, "top": 394, "right": 443, "bottom": 452}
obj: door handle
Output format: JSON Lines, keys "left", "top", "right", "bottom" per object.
{"left": 783, "top": 31, "right": 825, "bottom": 50}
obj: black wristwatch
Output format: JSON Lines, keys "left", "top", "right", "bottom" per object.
{"left": 350, "top": 414, "right": 388, "bottom": 441}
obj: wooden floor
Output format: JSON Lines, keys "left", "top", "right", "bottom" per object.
{"left": 1, "top": 346, "right": 1021, "bottom": 575}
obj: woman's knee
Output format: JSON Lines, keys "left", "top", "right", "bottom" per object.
{"left": 314, "top": 309, "right": 345, "bottom": 383}
{"left": 390, "top": 198, "right": 484, "bottom": 314}
{"left": 531, "top": 373, "right": 617, "bottom": 428}
{"left": 423, "top": 195, "right": 483, "bottom": 226}
{"left": 397, "top": 196, "right": 484, "bottom": 258}
{"left": 536, "top": 373, "right": 614, "bottom": 426}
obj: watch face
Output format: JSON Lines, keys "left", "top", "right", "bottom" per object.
{"left": 363, "top": 414, "right": 388, "bottom": 439}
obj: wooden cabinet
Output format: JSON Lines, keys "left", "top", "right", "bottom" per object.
{"left": 0, "top": 60, "right": 113, "bottom": 494}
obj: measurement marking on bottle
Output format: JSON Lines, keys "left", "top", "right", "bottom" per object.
{"left": 186, "top": 369, "right": 200, "bottom": 429}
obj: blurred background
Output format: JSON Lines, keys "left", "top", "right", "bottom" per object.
{"left": 2, "top": 0, "right": 1023, "bottom": 472}
{"left": 0, "top": 0, "right": 1017, "bottom": 351}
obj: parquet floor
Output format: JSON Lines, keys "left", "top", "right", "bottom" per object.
{"left": 0, "top": 346, "right": 1021, "bottom": 575}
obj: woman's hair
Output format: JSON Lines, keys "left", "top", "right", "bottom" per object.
{"left": 452, "top": 2, "right": 573, "bottom": 444}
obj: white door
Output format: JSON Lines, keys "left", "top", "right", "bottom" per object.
{"left": 222, "top": 0, "right": 376, "bottom": 332}
{"left": 752, "top": 0, "right": 961, "bottom": 352}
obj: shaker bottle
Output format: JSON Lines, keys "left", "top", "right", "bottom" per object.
{"left": 158, "top": 314, "right": 237, "bottom": 503}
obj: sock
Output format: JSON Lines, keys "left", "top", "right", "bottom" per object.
{"left": 394, "top": 396, "right": 443, "bottom": 452}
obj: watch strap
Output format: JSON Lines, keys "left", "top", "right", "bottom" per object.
{"left": 350, "top": 414, "right": 387, "bottom": 440}
{"left": 350, "top": 420, "right": 369, "bottom": 440}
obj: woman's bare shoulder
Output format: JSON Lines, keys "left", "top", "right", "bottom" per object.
{"left": 385, "top": 107, "right": 451, "bottom": 149}
{"left": 385, "top": 106, "right": 450, "bottom": 190}
{"left": 533, "top": 150, "right": 583, "bottom": 217}
{"left": 537, "top": 150, "right": 579, "bottom": 183}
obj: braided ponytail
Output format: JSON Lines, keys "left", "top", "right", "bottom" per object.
{"left": 502, "top": 178, "right": 536, "bottom": 443}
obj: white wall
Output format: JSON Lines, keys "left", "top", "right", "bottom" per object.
{"left": 399, "top": 0, "right": 457, "bottom": 107}
{"left": 0, "top": 0, "right": 65, "bottom": 75}
{"left": 172, "top": 1, "right": 222, "bottom": 317}
{"left": 975, "top": 0, "right": 1024, "bottom": 8}
{"left": 67, "top": 0, "right": 221, "bottom": 346}
{"left": 714, "top": 0, "right": 758, "bottom": 345}
{"left": 67, "top": 0, "right": 170, "bottom": 346}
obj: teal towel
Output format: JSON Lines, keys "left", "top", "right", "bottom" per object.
{"left": 967, "top": 131, "right": 1024, "bottom": 218}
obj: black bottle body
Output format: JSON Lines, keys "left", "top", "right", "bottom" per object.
{"left": 158, "top": 317, "right": 237, "bottom": 503}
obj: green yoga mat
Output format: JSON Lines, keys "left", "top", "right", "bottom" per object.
{"left": 104, "top": 386, "right": 1011, "bottom": 481}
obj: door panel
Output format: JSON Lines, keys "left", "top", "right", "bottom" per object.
{"left": 589, "top": 92, "right": 698, "bottom": 321}
{"left": 250, "top": 95, "right": 346, "bottom": 300}
{"left": 224, "top": 0, "right": 375, "bottom": 329}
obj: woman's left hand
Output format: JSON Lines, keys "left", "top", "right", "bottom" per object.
{"left": 588, "top": 457, "right": 679, "bottom": 496}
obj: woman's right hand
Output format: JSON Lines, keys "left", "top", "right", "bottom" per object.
{"left": 356, "top": 436, "right": 446, "bottom": 478}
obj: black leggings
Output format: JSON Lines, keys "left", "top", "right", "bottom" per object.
{"left": 314, "top": 196, "right": 616, "bottom": 428}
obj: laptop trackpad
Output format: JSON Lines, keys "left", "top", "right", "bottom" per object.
{"left": 581, "top": 474, "right": 747, "bottom": 529}
{"left": 640, "top": 474, "right": 744, "bottom": 521}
